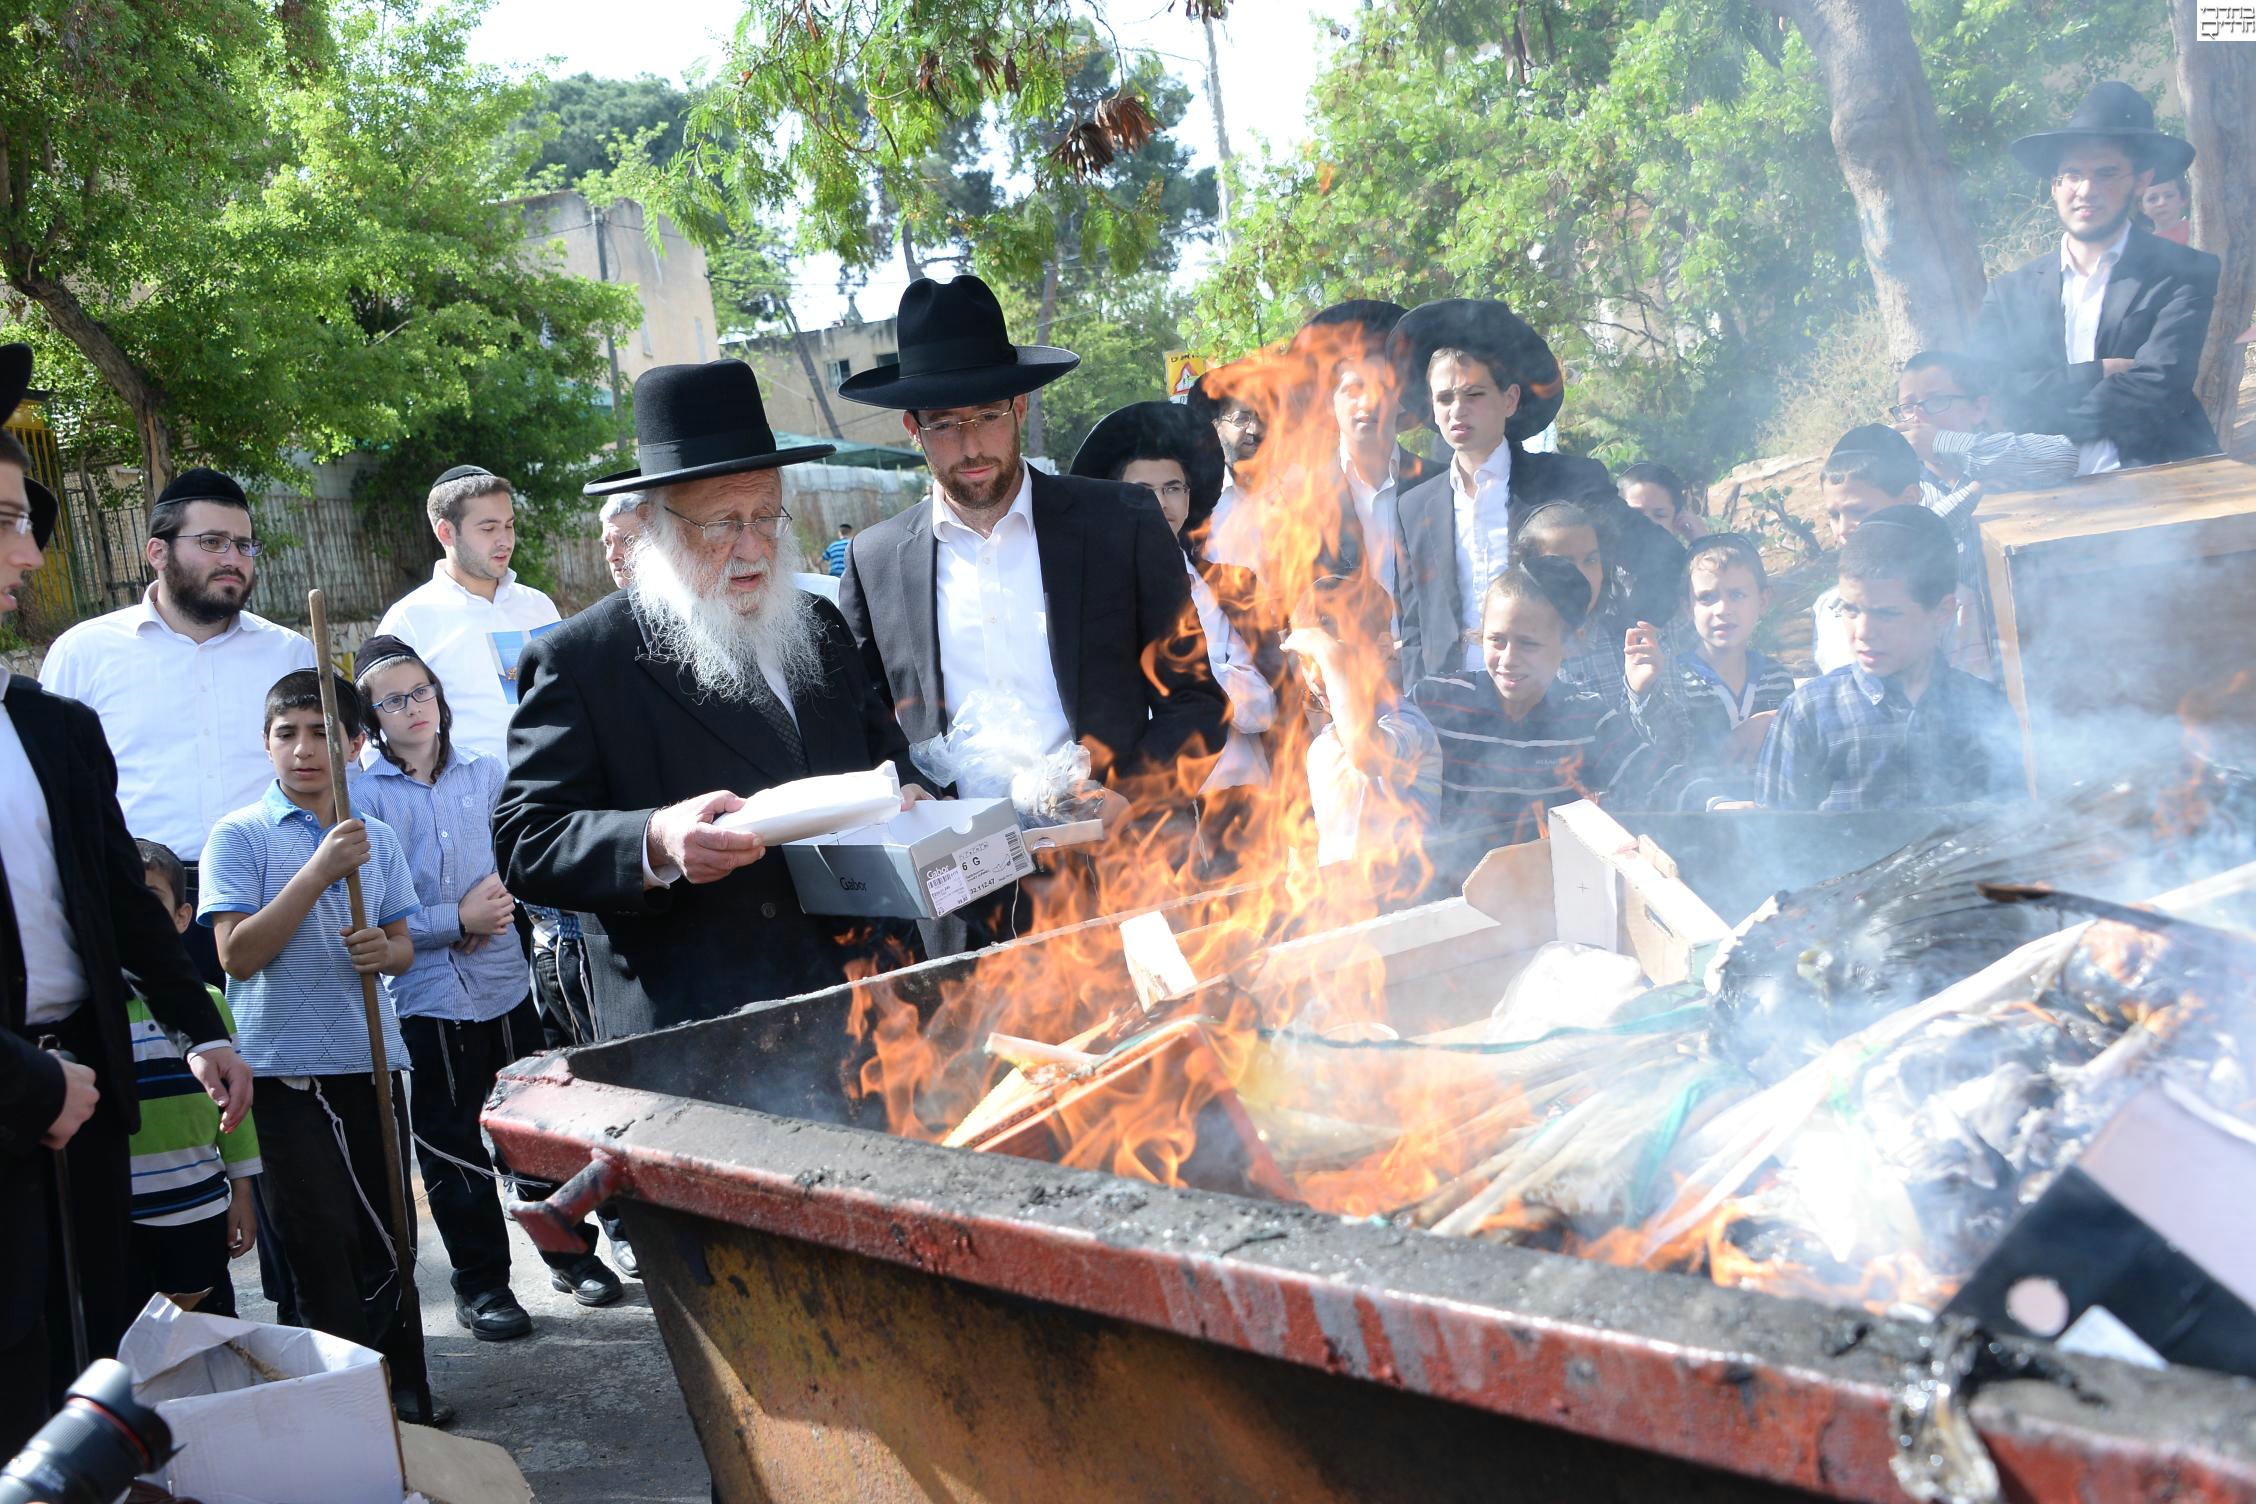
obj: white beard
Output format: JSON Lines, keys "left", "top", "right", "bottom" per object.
{"left": 629, "top": 519, "right": 823, "bottom": 702}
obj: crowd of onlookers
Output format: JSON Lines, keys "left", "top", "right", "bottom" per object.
{"left": 1, "top": 75, "right": 2237, "bottom": 1462}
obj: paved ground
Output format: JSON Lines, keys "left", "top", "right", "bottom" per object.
{"left": 237, "top": 1191, "right": 710, "bottom": 1502}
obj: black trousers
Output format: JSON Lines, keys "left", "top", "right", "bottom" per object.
{"left": 127, "top": 1210, "right": 238, "bottom": 1319}
{"left": 254, "top": 1071, "right": 429, "bottom": 1401}
{"left": 401, "top": 999, "right": 566, "bottom": 1295}
{"left": 33, "top": 1006, "right": 135, "bottom": 1412}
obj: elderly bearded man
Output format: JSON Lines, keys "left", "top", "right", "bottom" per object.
{"left": 495, "top": 361, "right": 922, "bottom": 1039}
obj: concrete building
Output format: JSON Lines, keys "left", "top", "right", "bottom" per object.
{"left": 728, "top": 317, "right": 911, "bottom": 452}
{"left": 519, "top": 190, "right": 719, "bottom": 401}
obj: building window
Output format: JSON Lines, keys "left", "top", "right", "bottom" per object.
{"left": 693, "top": 317, "right": 706, "bottom": 359}
{"left": 828, "top": 357, "right": 852, "bottom": 386}
{"left": 875, "top": 349, "right": 900, "bottom": 368}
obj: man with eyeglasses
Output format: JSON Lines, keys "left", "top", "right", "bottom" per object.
{"left": 0, "top": 345, "right": 252, "bottom": 1455}
{"left": 41, "top": 468, "right": 315, "bottom": 987}
{"left": 1973, "top": 81, "right": 2221, "bottom": 473}
{"left": 372, "top": 465, "right": 561, "bottom": 763}
{"left": 834, "top": 275, "right": 1227, "bottom": 942}
{"left": 496, "top": 360, "right": 924, "bottom": 1040}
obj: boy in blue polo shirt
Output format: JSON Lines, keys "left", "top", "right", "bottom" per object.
{"left": 198, "top": 669, "right": 444, "bottom": 1425}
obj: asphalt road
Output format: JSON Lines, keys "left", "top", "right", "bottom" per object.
{"left": 236, "top": 1190, "right": 710, "bottom": 1502}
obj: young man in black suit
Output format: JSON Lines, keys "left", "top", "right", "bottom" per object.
{"left": 494, "top": 360, "right": 923, "bottom": 1041}
{"left": 1973, "top": 81, "right": 2222, "bottom": 471}
{"left": 0, "top": 345, "right": 253, "bottom": 1455}
{"left": 1386, "top": 299, "right": 1682, "bottom": 686}
{"left": 834, "top": 275, "right": 1228, "bottom": 849}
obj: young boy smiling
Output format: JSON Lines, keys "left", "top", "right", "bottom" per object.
{"left": 1758, "top": 506, "right": 2024, "bottom": 812}
{"left": 197, "top": 670, "right": 443, "bottom": 1423}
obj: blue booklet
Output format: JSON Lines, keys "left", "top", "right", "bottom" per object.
{"left": 489, "top": 622, "right": 561, "bottom": 705}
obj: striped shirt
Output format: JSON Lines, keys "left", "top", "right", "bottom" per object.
{"left": 128, "top": 987, "right": 261, "bottom": 1227}
{"left": 1631, "top": 649, "right": 1797, "bottom": 808}
{"left": 353, "top": 749, "right": 526, "bottom": 1024}
{"left": 1756, "top": 659, "right": 2025, "bottom": 812}
{"left": 197, "top": 782, "right": 420, "bottom": 1076}
{"left": 1556, "top": 599, "right": 1633, "bottom": 707}
{"left": 1412, "top": 670, "right": 1660, "bottom": 851}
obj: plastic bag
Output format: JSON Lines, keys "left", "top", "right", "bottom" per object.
{"left": 1485, "top": 942, "right": 1652, "bottom": 1043}
{"left": 910, "top": 692, "right": 1106, "bottom": 827}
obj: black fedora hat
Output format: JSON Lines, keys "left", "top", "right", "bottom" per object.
{"left": 1069, "top": 401, "right": 1227, "bottom": 531}
{"left": 1389, "top": 298, "right": 1564, "bottom": 444}
{"left": 2010, "top": 81, "right": 2194, "bottom": 180}
{"left": 0, "top": 343, "right": 58, "bottom": 547}
{"left": 1293, "top": 299, "right": 1408, "bottom": 359}
{"left": 837, "top": 275, "right": 1079, "bottom": 411}
{"left": 586, "top": 360, "right": 834, "bottom": 498}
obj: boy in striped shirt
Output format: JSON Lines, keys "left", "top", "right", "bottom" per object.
{"left": 126, "top": 840, "right": 260, "bottom": 1317}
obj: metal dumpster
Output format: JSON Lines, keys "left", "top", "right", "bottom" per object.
{"left": 486, "top": 865, "right": 2256, "bottom": 1504}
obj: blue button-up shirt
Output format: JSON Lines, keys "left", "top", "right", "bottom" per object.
{"left": 1757, "top": 659, "right": 2025, "bottom": 812}
{"left": 352, "top": 748, "right": 527, "bottom": 1024}
{"left": 196, "top": 783, "right": 420, "bottom": 1076}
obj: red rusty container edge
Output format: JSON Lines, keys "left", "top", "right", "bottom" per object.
{"left": 486, "top": 1057, "right": 2256, "bottom": 1504}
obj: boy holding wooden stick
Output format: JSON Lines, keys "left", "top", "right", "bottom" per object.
{"left": 197, "top": 669, "right": 445, "bottom": 1423}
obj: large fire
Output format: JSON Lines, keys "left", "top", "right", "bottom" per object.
{"left": 837, "top": 327, "right": 2256, "bottom": 1323}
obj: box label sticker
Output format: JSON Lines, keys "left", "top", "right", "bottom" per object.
{"left": 920, "top": 827, "right": 1032, "bottom": 915}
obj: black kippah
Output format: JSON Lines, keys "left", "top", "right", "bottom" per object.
{"left": 433, "top": 464, "right": 494, "bottom": 486}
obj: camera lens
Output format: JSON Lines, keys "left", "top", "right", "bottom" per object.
{"left": 0, "top": 1359, "right": 174, "bottom": 1504}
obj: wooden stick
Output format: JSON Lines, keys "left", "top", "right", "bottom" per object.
{"left": 307, "top": 588, "right": 416, "bottom": 1300}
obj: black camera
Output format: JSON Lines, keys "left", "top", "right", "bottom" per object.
{"left": 0, "top": 1359, "right": 174, "bottom": 1504}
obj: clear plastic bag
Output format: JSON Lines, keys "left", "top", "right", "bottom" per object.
{"left": 909, "top": 692, "right": 1105, "bottom": 827}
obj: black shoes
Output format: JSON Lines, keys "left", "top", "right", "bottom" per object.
{"left": 549, "top": 1254, "right": 624, "bottom": 1307}
{"left": 609, "top": 1235, "right": 640, "bottom": 1280}
{"left": 455, "top": 1287, "right": 534, "bottom": 1342}
{"left": 394, "top": 1388, "right": 456, "bottom": 1428}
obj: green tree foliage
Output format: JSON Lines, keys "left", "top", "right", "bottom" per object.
{"left": 995, "top": 269, "right": 1192, "bottom": 461}
{"left": 530, "top": 72, "right": 691, "bottom": 184}
{"left": 0, "top": 1, "right": 635, "bottom": 582}
{"left": 1190, "top": 0, "right": 2157, "bottom": 481}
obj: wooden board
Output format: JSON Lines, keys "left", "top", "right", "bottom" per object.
{"left": 1977, "top": 454, "right": 2256, "bottom": 793}
{"left": 1548, "top": 801, "right": 1733, "bottom": 984}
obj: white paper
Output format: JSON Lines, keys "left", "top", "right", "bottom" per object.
{"left": 713, "top": 762, "right": 901, "bottom": 844}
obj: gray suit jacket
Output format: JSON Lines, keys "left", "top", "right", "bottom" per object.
{"left": 837, "top": 468, "right": 1228, "bottom": 793}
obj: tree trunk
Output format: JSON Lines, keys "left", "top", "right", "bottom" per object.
{"left": 1203, "top": 14, "right": 1234, "bottom": 243}
{"left": 900, "top": 221, "right": 924, "bottom": 284}
{"left": 10, "top": 265, "right": 177, "bottom": 498}
{"left": 2171, "top": 0, "right": 2255, "bottom": 447}
{"left": 782, "top": 301, "right": 849, "bottom": 440}
{"left": 1761, "top": 0, "right": 1988, "bottom": 357}
{"left": 1024, "top": 256, "right": 1060, "bottom": 459}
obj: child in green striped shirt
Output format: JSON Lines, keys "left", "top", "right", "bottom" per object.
{"left": 129, "top": 840, "right": 262, "bottom": 1317}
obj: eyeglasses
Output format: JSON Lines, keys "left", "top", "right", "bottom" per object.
{"left": 0, "top": 510, "right": 31, "bottom": 537}
{"left": 1215, "top": 412, "right": 1263, "bottom": 430}
{"left": 1888, "top": 395, "right": 1975, "bottom": 420}
{"left": 163, "top": 530, "right": 263, "bottom": 557}
{"left": 372, "top": 682, "right": 438, "bottom": 716}
{"left": 661, "top": 503, "right": 792, "bottom": 544}
{"left": 1139, "top": 480, "right": 1191, "bottom": 502}
{"left": 914, "top": 409, "right": 1016, "bottom": 442}
{"left": 2053, "top": 166, "right": 2131, "bottom": 189}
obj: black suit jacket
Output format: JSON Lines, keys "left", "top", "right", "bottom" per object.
{"left": 1, "top": 676, "right": 223, "bottom": 1151}
{"left": 493, "top": 591, "right": 918, "bottom": 1037}
{"left": 837, "top": 468, "right": 1228, "bottom": 792}
{"left": 1393, "top": 446, "right": 1679, "bottom": 684}
{"left": 1974, "top": 227, "right": 2221, "bottom": 468}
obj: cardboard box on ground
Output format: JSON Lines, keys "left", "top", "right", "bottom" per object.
{"left": 117, "top": 1296, "right": 531, "bottom": 1504}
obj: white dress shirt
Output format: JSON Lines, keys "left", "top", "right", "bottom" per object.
{"left": 1339, "top": 441, "right": 1401, "bottom": 637}
{"left": 1186, "top": 558, "right": 1273, "bottom": 792}
{"left": 375, "top": 561, "right": 562, "bottom": 762}
{"left": 2061, "top": 226, "right": 2129, "bottom": 477}
{"left": 0, "top": 666, "right": 91, "bottom": 1022}
{"left": 39, "top": 589, "right": 317, "bottom": 861}
{"left": 1203, "top": 474, "right": 1263, "bottom": 571}
{"left": 932, "top": 468, "right": 1074, "bottom": 799}
{"left": 1448, "top": 444, "right": 1516, "bottom": 669}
